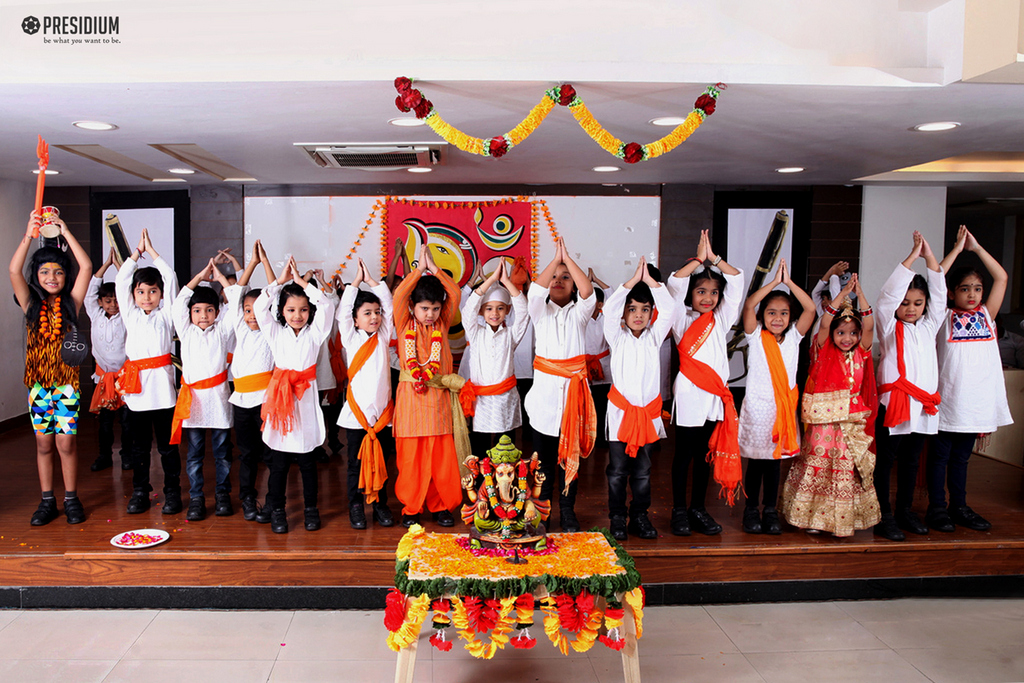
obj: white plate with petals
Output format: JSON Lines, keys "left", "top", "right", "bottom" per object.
{"left": 110, "top": 529, "right": 170, "bottom": 549}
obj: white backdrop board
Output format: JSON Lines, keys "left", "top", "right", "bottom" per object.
{"left": 243, "top": 195, "right": 661, "bottom": 288}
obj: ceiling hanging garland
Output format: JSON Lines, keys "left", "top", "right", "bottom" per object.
{"left": 394, "top": 77, "right": 724, "bottom": 163}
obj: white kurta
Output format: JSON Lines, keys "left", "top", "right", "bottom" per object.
{"left": 523, "top": 285, "right": 596, "bottom": 437}
{"left": 585, "top": 311, "right": 612, "bottom": 386}
{"left": 937, "top": 304, "right": 1012, "bottom": 433}
{"left": 172, "top": 286, "right": 234, "bottom": 429}
{"left": 255, "top": 283, "right": 336, "bottom": 453}
{"left": 602, "top": 285, "right": 676, "bottom": 441}
{"left": 737, "top": 326, "right": 803, "bottom": 460}
{"left": 336, "top": 283, "right": 394, "bottom": 431}
{"left": 224, "top": 285, "right": 275, "bottom": 409}
{"left": 461, "top": 290, "right": 530, "bottom": 432}
{"left": 85, "top": 276, "right": 127, "bottom": 380}
{"left": 875, "top": 265, "right": 946, "bottom": 436}
{"left": 315, "top": 291, "right": 341, "bottom": 392}
{"left": 513, "top": 319, "right": 535, "bottom": 379}
{"left": 667, "top": 269, "right": 744, "bottom": 427}
{"left": 115, "top": 256, "right": 178, "bottom": 412}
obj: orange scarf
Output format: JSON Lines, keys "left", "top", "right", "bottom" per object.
{"left": 116, "top": 354, "right": 172, "bottom": 395}
{"left": 89, "top": 364, "right": 124, "bottom": 413}
{"left": 233, "top": 370, "right": 273, "bottom": 394}
{"left": 260, "top": 364, "right": 317, "bottom": 437}
{"left": 879, "top": 321, "right": 940, "bottom": 428}
{"left": 169, "top": 370, "right": 229, "bottom": 445}
{"left": 761, "top": 330, "right": 800, "bottom": 459}
{"left": 607, "top": 384, "right": 661, "bottom": 457}
{"left": 533, "top": 354, "right": 596, "bottom": 493}
{"left": 676, "top": 313, "right": 742, "bottom": 505}
{"left": 585, "top": 350, "right": 609, "bottom": 382}
{"left": 346, "top": 335, "right": 393, "bottom": 504}
{"left": 458, "top": 375, "right": 518, "bottom": 417}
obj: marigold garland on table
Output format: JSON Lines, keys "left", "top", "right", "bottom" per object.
{"left": 394, "top": 76, "right": 724, "bottom": 163}
{"left": 385, "top": 592, "right": 430, "bottom": 651}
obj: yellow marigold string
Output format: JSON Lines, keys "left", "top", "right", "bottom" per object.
{"left": 567, "top": 100, "right": 623, "bottom": 155}
{"left": 395, "top": 523, "right": 425, "bottom": 561}
{"left": 386, "top": 593, "right": 431, "bottom": 651}
{"left": 540, "top": 597, "right": 569, "bottom": 655}
{"left": 624, "top": 588, "right": 645, "bottom": 639}
{"left": 449, "top": 595, "right": 517, "bottom": 659}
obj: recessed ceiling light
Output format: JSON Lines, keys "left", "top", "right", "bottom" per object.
{"left": 912, "top": 121, "right": 961, "bottom": 132}
{"left": 72, "top": 120, "right": 118, "bottom": 131}
{"left": 168, "top": 168, "right": 195, "bottom": 175}
{"left": 389, "top": 117, "right": 426, "bottom": 127}
{"left": 775, "top": 167, "right": 805, "bottom": 173}
{"left": 32, "top": 169, "right": 60, "bottom": 175}
{"left": 649, "top": 116, "right": 689, "bottom": 127}
{"left": 407, "top": 167, "right": 432, "bottom": 173}
{"left": 593, "top": 166, "right": 621, "bottom": 172}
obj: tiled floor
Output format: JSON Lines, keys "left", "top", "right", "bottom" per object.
{"left": 0, "top": 598, "right": 1021, "bottom": 682}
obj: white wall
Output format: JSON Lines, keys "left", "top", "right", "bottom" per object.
{"left": 0, "top": 180, "right": 35, "bottom": 421}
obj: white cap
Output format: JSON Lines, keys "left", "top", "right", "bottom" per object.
{"left": 481, "top": 286, "right": 511, "bottom": 307}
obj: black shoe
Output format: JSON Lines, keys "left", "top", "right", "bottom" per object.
{"left": 271, "top": 508, "right": 288, "bottom": 534}
{"left": 401, "top": 513, "right": 421, "bottom": 528}
{"left": 895, "top": 508, "right": 928, "bottom": 535}
{"left": 951, "top": 505, "right": 991, "bottom": 531}
{"left": 373, "top": 503, "right": 395, "bottom": 527}
{"left": 214, "top": 494, "right": 233, "bottom": 517}
{"left": 120, "top": 458, "right": 132, "bottom": 471}
{"left": 90, "top": 456, "right": 113, "bottom": 472}
{"left": 161, "top": 492, "right": 183, "bottom": 515}
{"left": 313, "top": 446, "right": 330, "bottom": 464}
{"left": 349, "top": 503, "right": 367, "bottom": 529}
{"left": 559, "top": 508, "right": 580, "bottom": 533}
{"left": 609, "top": 515, "right": 628, "bottom": 541}
{"left": 433, "top": 510, "right": 455, "bottom": 528}
{"left": 241, "top": 496, "right": 258, "bottom": 521}
{"left": 127, "top": 490, "right": 150, "bottom": 514}
{"left": 742, "top": 507, "right": 762, "bottom": 534}
{"left": 874, "top": 513, "right": 905, "bottom": 541}
{"left": 255, "top": 505, "right": 272, "bottom": 524}
{"left": 926, "top": 506, "right": 955, "bottom": 533}
{"left": 688, "top": 508, "right": 722, "bottom": 535}
{"left": 762, "top": 507, "right": 782, "bottom": 535}
{"left": 628, "top": 513, "right": 658, "bottom": 540}
{"left": 670, "top": 507, "right": 691, "bottom": 536}
{"left": 63, "top": 496, "right": 85, "bottom": 524}
{"left": 30, "top": 498, "right": 59, "bottom": 526}
{"left": 186, "top": 497, "right": 206, "bottom": 521}
{"left": 304, "top": 507, "right": 321, "bottom": 531}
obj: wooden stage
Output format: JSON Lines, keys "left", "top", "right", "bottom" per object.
{"left": 0, "top": 414, "right": 1022, "bottom": 607}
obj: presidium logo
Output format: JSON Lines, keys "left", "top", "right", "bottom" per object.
{"left": 21, "top": 14, "right": 121, "bottom": 43}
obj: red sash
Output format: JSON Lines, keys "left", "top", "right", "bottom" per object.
{"left": 458, "top": 375, "right": 518, "bottom": 417}
{"left": 533, "top": 354, "right": 596, "bottom": 493}
{"left": 585, "top": 349, "right": 609, "bottom": 382}
{"left": 170, "top": 370, "right": 229, "bottom": 445}
{"left": 116, "top": 354, "right": 172, "bottom": 395}
{"left": 90, "top": 364, "right": 124, "bottom": 413}
{"left": 676, "top": 313, "right": 742, "bottom": 505}
{"left": 879, "top": 321, "right": 940, "bottom": 428}
{"left": 260, "top": 365, "right": 317, "bottom": 436}
{"left": 607, "top": 384, "right": 661, "bottom": 457}
{"left": 346, "top": 335, "right": 393, "bottom": 503}
{"left": 325, "top": 331, "right": 348, "bottom": 404}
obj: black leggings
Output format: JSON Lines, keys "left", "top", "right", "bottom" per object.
{"left": 266, "top": 448, "right": 317, "bottom": 511}
{"left": 874, "top": 406, "right": 925, "bottom": 515}
{"left": 533, "top": 429, "right": 577, "bottom": 511}
{"left": 743, "top": 459, "right": 781, "bottom": 509}
{"left": 672, "top": 421, "right": 715, "bottom": 510}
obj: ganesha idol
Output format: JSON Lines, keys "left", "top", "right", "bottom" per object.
{"left": 460, "top": 436, "right": 550, "bottom": 550}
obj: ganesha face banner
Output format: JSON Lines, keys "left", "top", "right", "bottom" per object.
{"left": 384, "top": 199, "right": 532, "bottom": 287}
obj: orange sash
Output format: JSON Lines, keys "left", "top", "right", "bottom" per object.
{"left": 533, "top": 354, "right": 596, "bottom": 493}
{"left": 226, "top": 352, "right": 234, "bottom": 364}
{"left": 233, "top": 370, "right": 273, "bottom": 394}
{"left": 761, "top": 330, "right": 800, "bottom": 459}
{"left": 677, "top": 313, "right": 742, "bottom": 505}
{"left": 458, "top": 375, "right": 517, "bottom": 417}
{"left": 169, "top": 370, "right": 229, "bottom": 445}
{"left": 325, "top": 331, "right": 347, "bottom": 404}
{"left": 585, "top": 349, "right": 609, "bottom": 382}
{"left": 607, "top": 384, "right": 661, "bottom": 457}
{"left": 879, "top": 321, "right": 940, "bottom": 428}
{"left": 346, "top": 335, "right": 393, "bottom": 503}
{"left": 89, "top": 364, "right": 124, "bottom": 413}
{"left": 116, "top": 354, "right": 172, "bottom": 395}
{"left": 260, "top": 364, "right": 317, "bottom": 437}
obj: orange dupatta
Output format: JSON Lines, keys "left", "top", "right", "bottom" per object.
{"left": 116, "top": 353, "right": 172, "bottom": 395}
{"left": 585, "top": 349, "right": 609, "bottom": 382}
{"left": 346, "top": 334, "right": 393, "bottom": 504}
{"left": 169, "top": 370, "right": 229, "bottom": 445}
{"left": 879, "top": 321, "right": 940, "bottom": 428}
{"left": 607, "top": 384, "right": 661, "bottom": 457}
{"left": 90, "top": 364, "right": 124, "bottom": 413}
{"left": 533, "top": 354, "right": 596, "bottom": 493}
{"left": 676, "top": 313, "right": 742, "bottom": 505}
{"left": 260, "top": 364, "right": 317, "bottom": 436}
{"left": 458, "top": 375, "right": 518, "bottom": 417}
{"left": 760, "top": 330, "right": 800, "bottom": 459}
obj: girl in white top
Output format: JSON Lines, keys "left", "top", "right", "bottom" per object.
{"left": 927, "top": 225, "right": 1012, "bottom": 533}
{"left": 737, "top": 259, "right": 815, "bottom": 536}
{"left": 115, "top": 229, "right": 182, "bottom": 516}
{"left": 254, "top": 256, "right": 336, "bottom": 534}
{"left": 873, "top": 232, "right": 946, "bottom": 541}
{"left": 461, "top": 260, "right": 529, "bottom": 456}
{"left": 666, "top": 230, "right": 744, "bottom": 537}
{"left": 313, "top": 275, "right": 343, "bottom": 462}
{"left": 523, "top": 238, "right": 596, "bottom": 532}
{"left": 172, "top": 259, "right": 236, "bottom": 520}
{"left": 809, "top": 262, "right": 846, "bottom": 338}
{"left": 336, "top": 259, "right": 395, "bottom": 529}
{"left": 602, "top": 257, "right": 676, "bottom": 541}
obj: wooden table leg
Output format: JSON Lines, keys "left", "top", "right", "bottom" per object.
{"left": 394, "top": 635, "right": 419, "bottom": 683}
{"left": 620, "top": 601, "right": 641, "bottom": 683}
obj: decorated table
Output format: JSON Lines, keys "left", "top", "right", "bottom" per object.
{"left": 385, "top": 525, "right": 646, "bottom": 683}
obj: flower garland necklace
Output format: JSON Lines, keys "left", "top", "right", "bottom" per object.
{"left": 404, "top": 326, "right": 443, "bottom": 394}
{"left": 38, "top": 296, "right": 62, "bottom": 342}
{"left": 479, "top": 460, "right": 529, "bottom": 539}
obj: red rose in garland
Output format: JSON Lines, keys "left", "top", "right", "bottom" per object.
{"left": 694, "top": 93, "right": 716, "bottom": 116}
{"left": 395, "top": 96, "right": 411, "bottom": 113}
{"left": 488, "top": 136, "right": 509, "bottom": 158}
{"left": 413, "top": 98, "right": 433, "bottom": 119}
{"left": 400, "top": 87, "right": 423, "bottom": 111}
{"left": 622, "top": 142, "right": 645, "bottom": 164}
{"left": 395, "top": 76, "right": 412, "bottom": 93}
{"left": 558, "top": 84, "right": 576, "bottom": 106}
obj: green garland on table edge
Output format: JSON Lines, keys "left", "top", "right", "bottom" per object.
{"left": 393, "top": 527, "right": 641, "bottom": 607}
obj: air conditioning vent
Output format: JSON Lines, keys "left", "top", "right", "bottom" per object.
{"left": 294, "top": 143, "right": 446, "bottom": 171}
